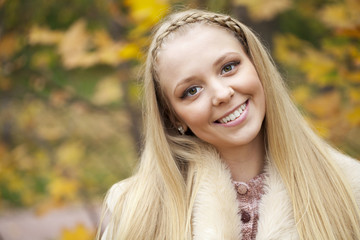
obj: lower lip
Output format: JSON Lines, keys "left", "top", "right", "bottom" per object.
{"left": 217, "top": 102, "right": 249, "bottom": 127}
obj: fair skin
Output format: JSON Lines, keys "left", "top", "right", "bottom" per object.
{"left": 157, "top": 24, "right": 266, "bottom": 182}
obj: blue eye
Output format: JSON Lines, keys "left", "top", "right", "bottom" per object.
{"left": 221, "top": 62, "right": 239, "bottom": 74}
{"left": 182, "top": 86, "right": 202, "bottom": 98}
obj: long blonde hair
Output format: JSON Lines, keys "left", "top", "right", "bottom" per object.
{"left": 101, "top": 9, "right": 360, "bottom": 239}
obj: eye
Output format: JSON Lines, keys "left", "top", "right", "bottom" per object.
{"left": 182, "top": 86, "right": 202, "bottom": 98}
{"left": 221, "top": 61, "right": 240, "bottom": 75}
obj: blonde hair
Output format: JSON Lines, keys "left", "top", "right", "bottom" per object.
{"left": 100, "top": 9, "right": 360, "bottom": 239}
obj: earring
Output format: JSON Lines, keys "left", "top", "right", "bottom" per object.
{"left": 178, "top": 126, "right": 185, "bottom": 135}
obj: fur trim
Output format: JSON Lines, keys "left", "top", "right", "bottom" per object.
{"left": 106, "top": 180, "right": 130, "bottom": 212}
{"left": 192, "top": 156, "right": 300, "bottom": 240}
{"left": 192, "top": 154, "right": 241, "bottom": 240}
{"left": 256, "top": 161, "right": 299, "bottom": 239}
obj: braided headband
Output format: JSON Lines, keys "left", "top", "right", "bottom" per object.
{"left": 151, "top": 11, "right": 249, "bottom": 62}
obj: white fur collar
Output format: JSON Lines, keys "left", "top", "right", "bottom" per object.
{"left": 191, "top": 151, "right": 360, "bottom": 240}
{"left": 192, "top": 155, "right": 299, "bottom": 240}
{"left": 191, "top": 155, "right": 241, "bottom": 240}
{"left": 256, "top": 161, "right": 299, "bottom": 239}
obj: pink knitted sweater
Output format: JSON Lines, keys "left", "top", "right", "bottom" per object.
{"left": 232, "top": 173, "right": 265, "bottom": 240}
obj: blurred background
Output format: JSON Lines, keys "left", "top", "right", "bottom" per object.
{"left": 0, "top": 0, "right": 359, "bottom": 239}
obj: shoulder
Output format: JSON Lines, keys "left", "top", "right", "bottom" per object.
{"left": 332, "top": 150, "right": 360, "bottom": 180}
{"left": 101, "top": 177, "right": 135, "bottom": 240}
{"left": 331, "top": 150, "right": 360, "bottom": 203}
{"left": 105, "top": 178, "right": 132, "bottom": 212}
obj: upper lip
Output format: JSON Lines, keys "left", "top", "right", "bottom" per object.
{"left": 214, "top": 99, "right": 248, "bottom": 122}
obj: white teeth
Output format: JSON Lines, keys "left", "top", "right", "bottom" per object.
{"left": 220, "top": 102, "right": 247, "bottom": 124}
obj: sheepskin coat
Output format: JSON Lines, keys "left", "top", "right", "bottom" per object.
{"left": 104, "top": 151, "right": 360, "bottom": 239}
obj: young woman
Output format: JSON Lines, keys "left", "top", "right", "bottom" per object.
{"left": 99, "top": 9, "right": 360, "bottom": 240}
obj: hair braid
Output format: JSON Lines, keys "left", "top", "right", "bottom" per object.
{"left": 151, "top": 11, "right": 248, "bottom": 63}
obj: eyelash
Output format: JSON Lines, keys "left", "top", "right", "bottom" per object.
{"left": 180, "top": 61, "right": 240, "bottom": 99}
{"left": 221, "top": 61, "right": 240, "bottom": 75}
{"left": 181, "top": 86, "right": 202, "bottom": 99}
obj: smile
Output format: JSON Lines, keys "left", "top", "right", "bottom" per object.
{"left": 219, "top": 101, "right": 248, "bottom": 124}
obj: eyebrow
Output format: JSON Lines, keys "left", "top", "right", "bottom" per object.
{"left": 173, "top": 77, "right": 196, "bottom": 96}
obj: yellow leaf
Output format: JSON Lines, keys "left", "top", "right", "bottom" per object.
{"left": 292, "top": 85, "right": 311, "bottom": 105}
{"left": 273, "top": 34, "right": 308, "bottom": 67}
{"left": 48, "top": 178, "right": 79, "bottom": 202}
{"left": 93, "top": 29, "right": 113, "bottom": 48}
{"left": 94, "top": 29, "right": 123, "bottom": 65}
{"left": 57, "top": 20, "right": 123, "bottom": 68}
{"left": 233, "top": 0, "right": 292, "bottom": 21}
{"left": 319, "top": 2, "right": 359, "bottom": 29}
{"left": 300, "top": 48, "right": 337, "bottom": 86}
{"left": 98, "top": 43, "right": 123, "bottom": 65}
{"left": 308, "top": 118, "right": 330, "bottom": 139}
{"left": 28, "top": 25, "right": 64, "bottom": 45}
{"left": 349, "top": 87, "right": 360, "bottom": 103}
{"left": 92, "top": 75, "right": 123, "bottom": 105}
{"left": 119, "top": 43, "right": 141, "bottom": 60}
{"left": 58, "top": 20, "right": 91, "bottom": 69}
{"left": 347, "top": 107, "right": 360, "bottom": 126}
{"left": 349, "top": 45, "right": 360, "bottom": 67}
{"left": 304, "top": 91, "right": 341, "bottom": 118}
{"left": 61, "top": 224, "right": 94, "bottom": 240}
{"left": 124, "top": 0, "right": 169, "bottom": 24}
{"left": 56, "top": 141, "right": 85, "bottom": 166}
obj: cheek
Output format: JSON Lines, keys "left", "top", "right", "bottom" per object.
{"left": 175, "top": 103, "right": 210, "bottom": 129}
{"left": 248, "top": 74, "right": 265, "bottom": 103}
{"left": 242, "top": 74, "right": 266, "bottom": 115}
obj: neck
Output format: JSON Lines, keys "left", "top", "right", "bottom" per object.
{"left": 219, "top": 130, "right": 265, "bottom": 182}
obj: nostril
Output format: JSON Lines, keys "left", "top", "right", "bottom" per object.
{"left": 212, "top": 88, "right": 233, "bottom": 106}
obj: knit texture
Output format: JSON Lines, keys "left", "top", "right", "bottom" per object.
{"left": 232, "top": 174, "right": 265, "bottom": 240}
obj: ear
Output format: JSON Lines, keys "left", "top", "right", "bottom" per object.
{"left": 168, "top": 108, "right": 188, "bottom": 133}
{"left": 176, "top": 122, "right": 188, "bottom": 135}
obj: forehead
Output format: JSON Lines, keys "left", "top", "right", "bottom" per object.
{"left": 157, "top": 24, "right": 241, "bottom": 68}
{"left": 156, "top": 23, "right": 243, "bottom": 73}
{"left": 159, "top": 23, "right": 237, "bottom": 54}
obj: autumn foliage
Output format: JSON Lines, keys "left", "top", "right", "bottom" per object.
{"left": 0, "top": 0, "right": 359, "bottom": 239}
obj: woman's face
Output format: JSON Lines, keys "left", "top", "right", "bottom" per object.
{"left": 157, "top": 24, "right": 266, "bottom": 154}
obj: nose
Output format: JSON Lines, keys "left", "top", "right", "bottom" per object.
{"left": 211, "top": 82, "right": 234, "bottom": 106}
